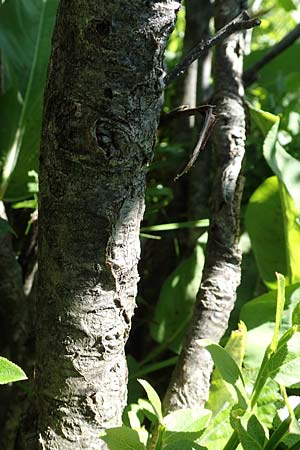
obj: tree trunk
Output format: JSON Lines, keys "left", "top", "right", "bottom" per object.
{"left": 29, "top": 1, "right": 180, "bottom": 449}
{"left": 164, "top": 0, "right": 247, "bottom": 412}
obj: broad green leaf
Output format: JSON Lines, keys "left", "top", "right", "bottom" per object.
{"left": 206, "top": 322, "right": 247, "bottom": 416}
{"left": 0, "top": 357, "right": 27, "bottom": 384}
{"left": 0, "top": 0, "right": 59, "bottom": 200}
{"left": 99, "top": 426, "right": 146, "bottom": 450}
{"left": 278, "top": 0, "right": 298, "bottom": 11}
{"left": 201, "top": 324, "right": 248, "bottom": 450}
{"left": 199, "top": 340, "right": 244, "bottom": 387}
{"left": 234, "top": 415, "right": 267, "bottom": 450}
{"left": 138, "top": 379, "right": 163, "bottom": 423}
{"left": 163, "top": 440, "right": 206, "bottom": 450}
{"left": 163, "top": 408, "right": 211, "bottom": 445}
{"left": 241, "top": 284, "right": 300, "bottom": 368}
{"left": 150, "top": 242, "right": 204, "bottom": 353}
{"left": 245, "top": 176, "right": 300, "bottom": 288}
{"left": 249, "top": 106, "right": 300, "bottom": 210}
{"left": 199, "top": 407, "right": 234, "bottom": 450}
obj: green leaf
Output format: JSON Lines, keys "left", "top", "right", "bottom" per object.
{"left": 0, "top": 357, "right": 27, "bottom": 384}
{"left": 0, "top": 0, "right": 59, "bottom": 200}
{"left": 99, "top": 426, "right": 146, "bottom": 450}
{"left": 270, "top": 273, "right": 286, "bottom": 351}
{"left": 241, "top": 284, "right": 300, "bottom": 369}
{"left": 271, "top": 330, "right": 300, "bottom": 387}
{"left": 206, "top": 322, "right": 247, "bottom": 413}
{"left": 150, "top": 242, "right": 204, "bottom": 353}
{"left": 137, "top": 399, "right": 157, "bottom": 424}
{"left": 138, "top": 379, "right": 163, "bottom": 424}
{"left": 0, "top": 217, "right": 16, "bottom": 237}
{"left": 245, "top": 176, "right": 300, "bottom": 288}
{"left": 199, "top": 406, "right": 233, "bottom": 450}
{"left": 250, "top": 106, "right": 300, "bottom": 211}
{"left": 278, "top": 0, "right": 298, "bottom": 12}
{"left": 292, "top": 303, "right": 300, "bottom": 326}
{"left": 163, "top": 408, "right": 211, "bottom": 444}
{"left": 234, "top": 415, "right": 267, "bottom": 450}
{"left": 199, "top": 340, "right": 244, "bottom": 387}
{"left": 163, "top": 440, "right": 206, "bottom": 450}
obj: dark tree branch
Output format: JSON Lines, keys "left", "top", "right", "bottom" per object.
{"left": 165, "top": 10, "right": 260, "bottom": 86}
{"left": 174, "top": 105, "right": 217, "bottom": 181}
{"left": 243, "top": 24, "right": 300, "bottom": 86}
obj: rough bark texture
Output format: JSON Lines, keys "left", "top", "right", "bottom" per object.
{"left": 32, "top": 1, "right": 180, "bottom": 449}
{"left": 164, "top": 0, "right": 247, "bottom": 412}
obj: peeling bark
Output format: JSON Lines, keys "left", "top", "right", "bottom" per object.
{"left": 28, "top": 1, "right": 180, "bottom": 449}
{"left": 164, "top": 0, "right": 247, "bottom": 412}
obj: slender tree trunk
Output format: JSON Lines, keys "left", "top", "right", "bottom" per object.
{"left": 26, "top": 1, "right": 180, "bottom": 449}
{"left": 186, "top": 0, "right": 212, "bottom": 244}
{"left": 164, "top": 0, "right": 247, "bottom": 412}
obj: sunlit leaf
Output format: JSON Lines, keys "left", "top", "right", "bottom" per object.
{"left": 138, "top": 379, "right": 163, "bottom": 424}
{"left": 0, "top": 357, "right": 27, "bottom": 384}
{"left": 99, "top": 426, "right": 146, "bottom": 450}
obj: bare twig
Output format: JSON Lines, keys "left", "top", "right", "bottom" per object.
{"left": 243, "top": 24, "right": 300, "bottom": 86}
{"left": 174, "top": 105, "right": 217, "bottom": 181}
{"left": 165, "top": 10, "right": 260, "bottom": 86}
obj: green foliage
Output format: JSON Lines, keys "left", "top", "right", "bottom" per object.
{"left": 0, "top": 0, "right": 58, "bottom": 201}
{"left": 102, "top": 276, "right": 300, "bottom": 450}
{"left": 245, "top": 176, "right": 300, "bottom": 288}
{"left": 0, "top": 217, "right": 16, "bottom": 237}
{"left": 245, "top": 107, "right": 300, "bottom": 288}
{"left": 150, "top": 240, "right": 205, "bottom": 353}
{"left": 104, "top": 378, "right": 210, "bottom": 450}
{"left": 241, "top": 283, "right": 300, "bottom": 368}
{"left": 0, "top": 356, "right": 27, "bottom": 384}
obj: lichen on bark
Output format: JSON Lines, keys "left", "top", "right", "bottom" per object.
{"left": 33, "top": 1, "right": 180, "bottom": 449}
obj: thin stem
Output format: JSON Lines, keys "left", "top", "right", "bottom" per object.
{"left": 244, "top": 25, "right": 300, "bottom": 87}
{"left": 165, "top": 11, "right": 260, "bottom": 85}
{"left": 174, "top": 105, "right": 217, "bottom": 181}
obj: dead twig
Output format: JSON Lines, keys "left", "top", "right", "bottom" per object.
{"left": 165, "top": 10, "right": 260, "bottom": 86}
{"left": 173, "top": 105, "right": 217, "bottom": 181}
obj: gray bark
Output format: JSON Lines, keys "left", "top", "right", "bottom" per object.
{"left": 164, "top": 0, "right": 247, "bottom": 412}
{"left": 32, "top": 1, "right": 180, "bottom": 449}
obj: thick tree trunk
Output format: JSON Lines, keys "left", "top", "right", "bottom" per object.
{"left": 164, "top": 0, "right": 247, "bottom": 412}
{"left": 31, "top": 1, "right": 179, "bottom": 449}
